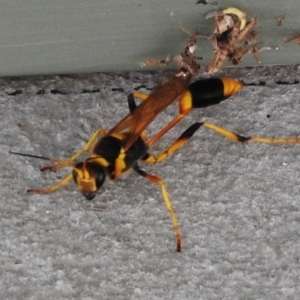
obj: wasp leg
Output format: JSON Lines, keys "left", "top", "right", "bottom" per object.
{"left": 127, "top": 93, "right": 150, "bottom": 144}
{"left": 130, "top": 90, "right": 191, "bottom": 147}
{"left": 134, "top": 165, "right": 182, "bottom": 252}
{"left": 132, "top": 91, "right": 193, "bottom": 147}
{"left": 148, "top": 93, "right": 193, "bottom": 147}
{"left": 42, "top": 128, "right": 107, "bottom": 172}
{"left": 27, "top": 174, "right": 73, "bottom": 194}
{"left": 43, "top": 94, "right": 139, "bottom": 174}
{"left": 143, "top": 123, "right": 201, "bottom": 164}
{"left": 201, "top": 121, "right": 300, "bottom": 144}
{"left": 69, "top": 128, "right": 107, "bottom": 159}
{"left": 132, "top": 91, "right": 149, "bottom": 101}
{"left": 127, "top": 93, "right": 139, "bottom": 113}
{"left": 144, "top": 119, "right": 300, "bottom": 164}
{"left": 132, "top": 91, "right": 195, "bottom": 148}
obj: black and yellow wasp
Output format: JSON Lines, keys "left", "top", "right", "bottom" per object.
{"left": 11, "top": 69, "right": 300, "bottom": 252}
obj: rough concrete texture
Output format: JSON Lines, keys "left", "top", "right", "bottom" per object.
{"left": 1, "top": 65, "right": 300, "bottom": 299}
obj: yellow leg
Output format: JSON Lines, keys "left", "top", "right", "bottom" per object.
{"left": 132, "top": 91, "right": 149, "bottom": 101}
{"left": 144, "top": 123, "right": 201, "bottom": 164}
{"left": 135, "top": 167, "right": 182, "bottom": 252}
{"left": 202, "top": 122, "right": 300, "bottom": 144}
{"left": 42, "top": 128, "right": 107, "bottom": 172}
{"left": 149, "top": 113, "right": 188, "bottom": 147}
{"left": 28, "top": 174, "right": 73, "bottom": 194}
{"left": 70, "top": 128, "right": 107, "bottom": 160}
{"left": 144, "top": 119, "right": 300, "bottom": 165}
{"left": 148, "top": 90, "right": 193, "bottom": 147}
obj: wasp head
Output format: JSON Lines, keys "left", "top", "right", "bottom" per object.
{"left": 73, "top": 160, "right": 106, "bottom": 200}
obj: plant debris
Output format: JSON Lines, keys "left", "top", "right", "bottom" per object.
{"left": 206, "top": 7, "right": 259, "bottom": 73}
{"left": 284, "top": 33, "right": 300, "bottom": 44}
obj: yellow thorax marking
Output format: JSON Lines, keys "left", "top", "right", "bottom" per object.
{"left": 89, "top": 155, "right": 110, "bottom": 167}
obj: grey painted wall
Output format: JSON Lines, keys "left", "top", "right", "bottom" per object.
{"left": 0, "top": 0, "right": 299, "bottom": 76}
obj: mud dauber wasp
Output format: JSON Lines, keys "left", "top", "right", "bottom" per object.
{"left": 11, "top": 67, "right": 251, "bottom": 252}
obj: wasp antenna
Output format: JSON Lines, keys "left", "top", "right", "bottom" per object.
{"left": 9, "top": 151, "right": 54, "bottom": 162}
{"left": 9, "top": 150, "right": 81, "bottom": 173}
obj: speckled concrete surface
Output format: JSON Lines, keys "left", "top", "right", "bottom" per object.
{"left": 1, "top": 66, "right": 300, "bottom": 299}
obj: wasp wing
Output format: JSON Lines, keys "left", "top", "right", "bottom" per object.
{"left": 107, "top": 70, "right": 192, "bottom": 150}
